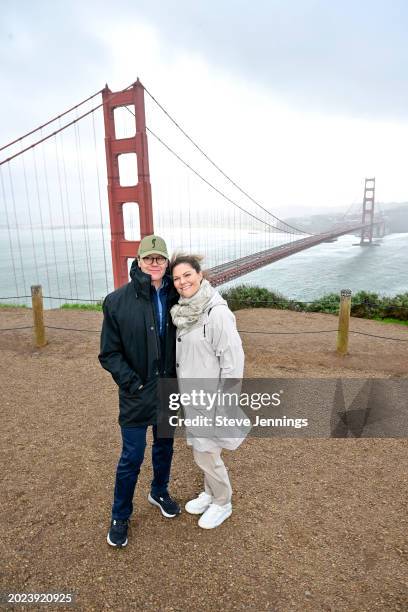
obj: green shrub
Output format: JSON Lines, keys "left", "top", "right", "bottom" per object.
{"left": 349, "top": 291, "right": 408, "bottom": 321}
{"left": 380, "top": 292, "right": 408, "bottom": 321}
{"left": 350, "top": 291, "right": 381, "bottom": 319}
{"left": 306, "top": 293, "right": 340, "bottom": 315}
{"left": 220, "top": 284, "right": 408, "bottom": 322}
{"left": 221, "top": 285, "right": 289, "bottom": 311}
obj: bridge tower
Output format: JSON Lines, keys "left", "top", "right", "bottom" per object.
{"left": 102, "top": 80, "right": 154, "bottom": 288}
{"left": 377, "top": 219, "right": 386, "bottom": 237}
{"left": 360, "top": 177, "right": 375, "bottom": 245}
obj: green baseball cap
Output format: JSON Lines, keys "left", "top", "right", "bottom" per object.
{"left": 138, "top": 234, "right": 169, "bottom": 259}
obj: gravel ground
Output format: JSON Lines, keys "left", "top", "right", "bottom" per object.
{"left": 1, "top": 307, "right": 407, "bottom": 612}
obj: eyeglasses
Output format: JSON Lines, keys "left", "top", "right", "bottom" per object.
{"left": 141, "top": 256, "right": 167, "bottom": 265}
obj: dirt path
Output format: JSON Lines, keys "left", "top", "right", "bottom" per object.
{"left": 1, "top": 308, "right": 407, "bottom": 611}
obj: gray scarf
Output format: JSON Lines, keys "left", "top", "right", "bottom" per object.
{"left": 170, "top": 279, "right": 215, "bottom": 333}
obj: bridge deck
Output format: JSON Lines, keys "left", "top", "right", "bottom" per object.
{"left": 207, "top": 222, "right": 374, "bottom": 286}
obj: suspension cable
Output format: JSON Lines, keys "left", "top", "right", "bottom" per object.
{"left": 0, "top": 105, "right": 103, "bottom": 166}
{"left": 73, "top": 119, "right": 94, "bottom": 300}
{"left": 143, "top": 85, "right": 311, "bottom": 236}
{"left": 32, "top": 147, "right": 52, "bottom": 303}
{"left": 59, "top": 120, "right": 79, "bottom": 299}
{"left": 7, "top": 164, "right": 27, "bottom": 293}
{"left": 0, "top": 81, "right": 137, "bottom": 166}
{"left": 54, "top": 134, "right": 74, "bottom": 297}
{"left": 0, "top": 88, "right": 103, "bottom": 152}
{"left": 40, "top": 128, "right": 62, "bottom": 300}
{"left": 91, "top": 111, "right": 110, "bottom": 294}
{"left": 146, "top": 125, "right": 299, "bottom": 235}
{"left": 0, "top": 166, "right": 20, "bottom": 296}
{"left": 21, "top": 151, "right": 40, "bottom": 284}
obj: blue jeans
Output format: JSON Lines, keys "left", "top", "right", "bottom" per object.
{"left": 112, "top": 425, "right": 174, "bottom": 520}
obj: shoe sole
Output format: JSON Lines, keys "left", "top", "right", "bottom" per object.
{"left": 107, "top": 533, "right": 128, "bottom": 547}
{"left": 185, "top": 503, "right": 211, "bottom": 515}
{"left": 198, "top": 509, "right": 232, "bottom": 529}
{"left": 148, "top": 493, "right": 180, "bottom": 518}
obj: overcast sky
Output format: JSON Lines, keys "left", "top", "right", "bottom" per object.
{"left": 1, "top": 0, "right": 408, "bottom": 218}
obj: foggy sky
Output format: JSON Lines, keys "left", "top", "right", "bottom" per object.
{"left": 1, "top": 0, "right": 408, "bottom": 217}
{"left": 3, "top": 0, "right": 408, "bottom": 134}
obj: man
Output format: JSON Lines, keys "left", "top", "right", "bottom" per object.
{"left": 99, "top": 234, "right": 180, "bottom": 548}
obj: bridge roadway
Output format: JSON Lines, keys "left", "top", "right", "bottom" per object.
{"left": 207, "top": 222, "right": 377, "bottom": 286}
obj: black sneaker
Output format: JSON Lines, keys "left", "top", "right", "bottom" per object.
{"left": 107, "top": 519, "right": 129, "bottom": 547}
{"left": 148, "top": 492, "right": 181, "bottom": 518}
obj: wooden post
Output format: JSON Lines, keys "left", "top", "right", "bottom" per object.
{"left": 31, "top": 285, "right": 47, "bottom": 347}
{"left": 337, "top": 289, "right": 352, "bottom": 355}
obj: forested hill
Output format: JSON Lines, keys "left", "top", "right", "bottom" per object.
{"left": 285, "top": 203, "right": 408, "bottom": 234}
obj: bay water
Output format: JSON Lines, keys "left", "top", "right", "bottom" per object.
{"left": 0, "top": 227, "right": 406, "bottom": 309}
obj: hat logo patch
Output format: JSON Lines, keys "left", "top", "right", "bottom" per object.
{"left": 152, "top": 238, "right": 156, "bottom": 248}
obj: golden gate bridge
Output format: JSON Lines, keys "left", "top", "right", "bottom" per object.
{"left": 0, "top": 79, "right": 385, "bottom": 303}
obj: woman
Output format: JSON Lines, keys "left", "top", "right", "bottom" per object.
{"left": 170, "top": 254, "right": 246, "bottom": 529}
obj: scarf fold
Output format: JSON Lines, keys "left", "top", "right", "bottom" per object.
{"left": 170, "top": 278, "right": 215, "bottom": 333}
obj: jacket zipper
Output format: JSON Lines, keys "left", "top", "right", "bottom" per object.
{"left": 203, "top": 306, "right": 213, "bottom": 338}
{"left": 150, "top": 301, "right": 161, "bottom": 365}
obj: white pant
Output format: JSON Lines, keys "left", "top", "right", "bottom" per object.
{"left": 192, "top": 447, "right": 232, "bottom": 506}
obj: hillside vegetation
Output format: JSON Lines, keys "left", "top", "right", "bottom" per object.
{"left": 221, "top": 285, "right": 408, "bottom": 322}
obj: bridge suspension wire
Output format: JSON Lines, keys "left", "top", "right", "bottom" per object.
{"left": 143, "top": 85, "right": 310, "bottom": 236}
{"left": 7, "top": 163, "right": 28, "bottom": 294}
{"left": 146, "top": 124, "right": 292, "bottom": 234}
{"left": 92, "top": 111, "right": 110, "bottom": 295}
{"left": 58, "top": 119, "right": 80, "bottom": 300}
{"left": 54, "top": 134, "right": 74, "bottom": 298}
{"left": 32, "top": 146, "right": 52, "bottom": 304}
{"left": 73, "top": 116, "right": 95, "bottom": 301}
{"left": 40, "top": 128, "right": 62, "bottom": 302}
{"left": 0, "top": 166, "right": 19, "bottom": 296}
{"left": 143, "top": 115, "right": 303, "bottom": 272}
{"left": 0, "top": 104, "right": 103, "bottom": 166}
{"left": 0, "top": 81, "right": 138, "bottom": 167}
{"left": 21, "top": 151, "right": 40, "bottom": 285}
{"left": 0, "top": 81, "right": 139, "bottom": 157}
{"left": 0, "top": 88, "right": 103, "bottom": 153}
{"left": 335, "top": 187, "right": 365, "bottom": 225}
{"left": 0, "top": 84, "right": 116, "bottom": 309}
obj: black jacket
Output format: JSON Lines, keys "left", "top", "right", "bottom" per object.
{"left": 98, "top": 260, "right": 178, "bottom": 427}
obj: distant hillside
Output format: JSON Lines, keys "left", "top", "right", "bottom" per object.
{"left": 285, "top": 203, "right": 408, "bottom": 234}
{"left": 383, "top": 204, "right": 408, "bottom": 232}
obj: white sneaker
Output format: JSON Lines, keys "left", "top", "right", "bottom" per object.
{"left": 198, "top": 502, "right": 232, "bottom": 529}
{"left": 185, "top": 492, "right": 212, "bottom": 515}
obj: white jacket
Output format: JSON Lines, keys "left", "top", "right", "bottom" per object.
{"left": 176, "top": 291, "right": 249, "bottom": 451}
